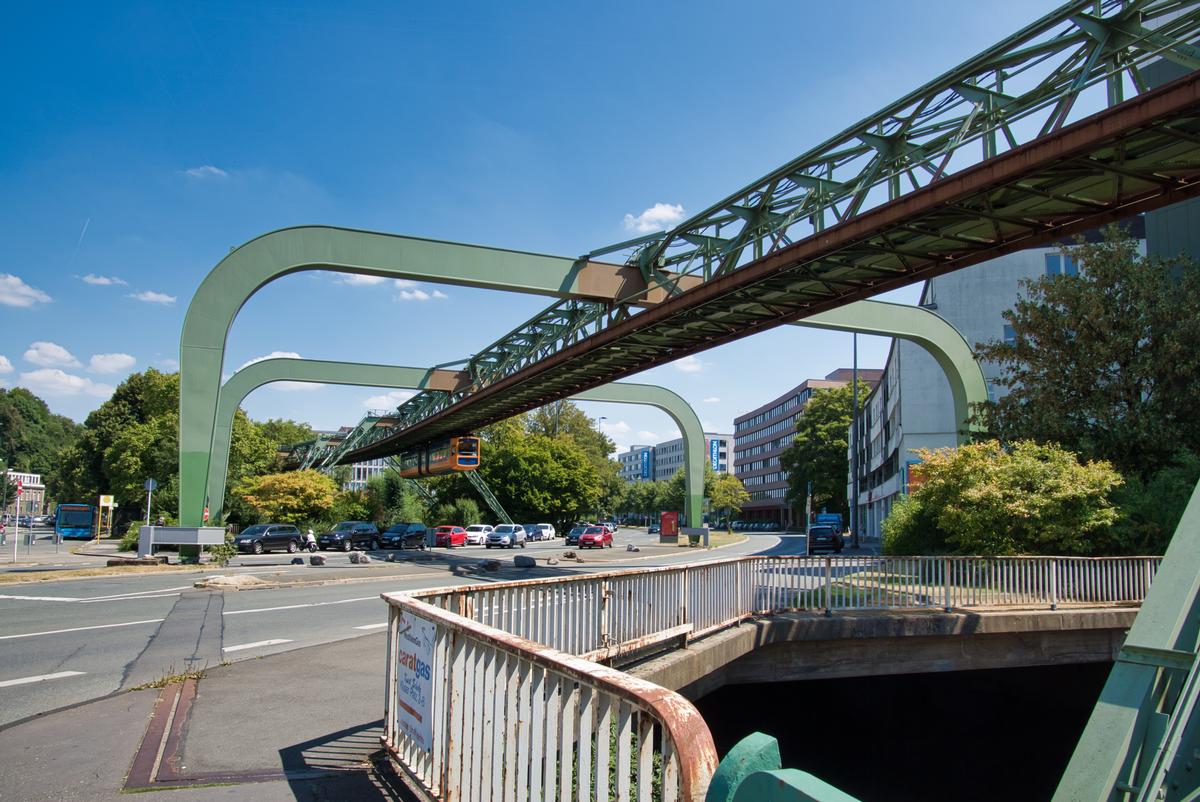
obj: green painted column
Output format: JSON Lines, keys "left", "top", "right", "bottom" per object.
{"left": 796, "top": 300, "right": 989, "bottom": 442}
{"left": 180, "top": 226, "right": 614, "bottom": 525}
{"left": 207, "top": 358, "right": 453, "bottom": 522}
{"left": 206, "top": 357, "right": 706, "bottom": 533}
{"left": 571, "top": 384, "right": 706, "bottom": 536}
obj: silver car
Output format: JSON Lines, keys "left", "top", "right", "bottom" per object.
{"left": 486, "top": 524, "right": 527, "bottom": 549}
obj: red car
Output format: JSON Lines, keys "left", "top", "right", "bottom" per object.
{"left": 435, "top": 525, "right": 467, "bottom": 547}
{"left": 579, "top": 526, "right": 612, "bottom": 549}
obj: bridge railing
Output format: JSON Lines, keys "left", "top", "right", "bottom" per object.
{"left": 382, "top": 554, "right": 1158, "bottom": 800}
{"left": 381, "top": 588, "right": 718, "bottom": 802}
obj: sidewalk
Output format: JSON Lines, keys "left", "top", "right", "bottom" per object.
{"left": 0, "top": 633, "right": 414, "bottom": 800}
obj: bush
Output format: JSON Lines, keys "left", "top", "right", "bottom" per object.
{"left": 119, "top": 522, "right": 141, "bottom": 552}
{"left": 883, "top": 440, "right": 1122, "bottom": 556}
{"left": 1107, "top": 451, "right": 1200, "bottom": 554}
{"left": 430, "top": 497, "right": 482, "bottom": 527}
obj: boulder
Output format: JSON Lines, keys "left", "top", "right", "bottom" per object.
{"left": 385, "top": 553, "right": 397, "bottom": 562}
{"left": 626, "top": 544, "right": 640, "bottom": 552}
{"left": 513, "top": 555, "right": 536, "bottom": 568}
{"left": 479, "top": 559, "right": 502, "bottom": 572}
{"left": 290, "top": 557, "right": 304, "bottom": 565}
{"left": 349, "top": 552, "right": 372, "bottom": 564}
{"left": 546, "top": 558, "right": 559, "bottom": 566}
{"left": 310, "top": 554, "right": 326, "bottom": 566}
{"left": 562, "top": 550, "right": 577, "bottom": 559}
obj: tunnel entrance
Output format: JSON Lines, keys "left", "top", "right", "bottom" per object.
{"left": 692, "top": 662, "right": 1111, "bottom": 802}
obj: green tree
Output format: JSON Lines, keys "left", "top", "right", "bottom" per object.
{"left": 0, "top": 388, "right": 80, "bottom": 476}
{"left": 366, "top": 471, "right": 427, "bottom": 525}
{"left": 974, "top": 226, "right": 1200, "bottom": 481}
{"left": 710, "top": 473, "right": 750, "bottom": 530}
{"left": 478, "top": 431, "right": 600, "bottom": 531}
{"left": 255, "top": 418, "right": 317, "bottom": 451}
{"left": 235, "top": 469, "right": 338, "bottom": 525}
{"left": 431, "top": 497, "right": 481, "bottom": 527}
{"left": 326, "top": 489, "right": 371, "bottom": 525}
{"left": 882, "top": 441, "right": 1123, "bottom": 556}
{"left": 527, "top": 401, "right": 614, "bottom": 467}
{"left": 780, "top": 383, "right": 870, "bottom": 519}
{"left": 659, "top": 464, "right": 717, "bottom": 516}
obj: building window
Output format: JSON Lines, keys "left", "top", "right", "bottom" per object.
{"left": 1046, "top": 253, "right": 1078, "bottom": 277}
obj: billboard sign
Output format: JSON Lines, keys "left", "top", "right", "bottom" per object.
{"left": 640, "top": 449, "right": 650, "bottom": 479}
{"left": 710, "top": 439, "right": 720, "bottom": 471}
{"left": 394, "top": 607, "right": 436, "bottom": 752}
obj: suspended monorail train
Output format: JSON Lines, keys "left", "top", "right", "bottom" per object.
{"left": 396, "top": 435, "right": 480, "bottom": 478}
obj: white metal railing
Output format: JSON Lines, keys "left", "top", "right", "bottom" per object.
{"left": 382, "top": 591, "right": 718, "bottom": 802}
{"left": 382, "top": 554, "right": 1158, "bottom": 800}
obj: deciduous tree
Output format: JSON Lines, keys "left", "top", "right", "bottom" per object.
{"left": 235, "top": 470, "right": 338, "bottom": 525}
{"left": 780, "top": 383, "right": 870, "bottom": 519}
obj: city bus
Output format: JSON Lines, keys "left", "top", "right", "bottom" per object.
{"left": 55, "top": 503, "right": 96, "bottom": 540}
{"left": 396, "top": 436, "right": 480, "bottom": 478}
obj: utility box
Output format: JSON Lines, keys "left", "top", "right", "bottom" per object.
{"left": 660, "top": 512, "right": 679, "bottom": 544}
{"left": 138, "top": 526, "right": 227, "bottom": 559}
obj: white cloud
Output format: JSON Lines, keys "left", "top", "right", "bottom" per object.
{"left": 637, "top": 430, "right": 661, "bottom": 442}
{"left": 0, "top": 274, "right": 52, "bottom": 308}
{"left": 24, "top": 341, "right": 80, "bottom": 368}
{"left": 237, "top": 351, "right": 321, "bottom": 391}
{"left": 364, "top": 390, "right": 416, "bottom": 410}
{"left": 673, "top": 355, "right": 704, "bottom": 373}
{"left": 600, "top": 419, "right": 631, "bottom": 435}
{"left": 394, "top": 279, "right": 417, "bottom": 288}
{"left": 0, "top": 355, "right": 12, "bottom": 374}
{"left": 129, "top": 290, "right": 177, "bottom": 305}
{"left": 432, "top": 289, "right": 448, "bottom": 299}
{"left": 702, "top": 396, "right": 721, "bottom": 404}
{"left": 185, "top": 165, "right": 228, "bottom": 179}
{"left": 623, "top": 202, "right": 686, "bottom": 234}
{"left": 19, "top": 368, "right": 113, "bottom": 399}
{"left": 398, "top": 289, "right": 432, "bottom": 301}
{"left": 88, "top": 353, "right": 136, "bottom": 374}
{"left": 157, "top": 358, "right": 179, "bottom": 370}
{"left": 338, "top": 274, "right": 389, "bottom": 286}
{"left": 81, "top": 273, "right": 128, "bottom": 286}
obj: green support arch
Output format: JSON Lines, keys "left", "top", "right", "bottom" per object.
{"left": 205, "top": 358, "right": 707, "bottom": 528}
{"left": 180, "top": 226, "right": 640, "bottom": 525}
{"left": 797, "top": 300, "right": 988, "bottom": 442}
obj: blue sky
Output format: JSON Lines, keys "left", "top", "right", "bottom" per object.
{"left": 0, "top": 0, "right": 1059, "bottom": 452}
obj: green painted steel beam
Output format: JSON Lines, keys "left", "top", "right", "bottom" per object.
{"left": 797, "top": 300, "right": 988, "bottom": 442}
{"left": 1053, "top": 480, "right": 1200, "bottom": 801}
{"left": 179, "top": 227, "right": 640, "bottom": 526}
{"left": 349, "top": 1, "right": 1200, "bottom": 462}
{"left": 206, "top": 358, "right": 450, "bottom": 522}
{"left": 204, "top": 357, "right": 707, "bottom": 530}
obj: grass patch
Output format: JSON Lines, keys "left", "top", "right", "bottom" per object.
{"left": 128, "top": 665, "right": 207, "bottom": 691}
{"left": 0, "top": 564, "right": 209, "bottom": 585}
{"left": 674, "top": 530, "right": 747, "bottom": 549}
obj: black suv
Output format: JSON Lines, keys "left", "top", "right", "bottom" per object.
{"left": 317, "top": 521, "right": 380, "bottom": 552}
{"left": 235, "top": 523, "right": 302, "bottom": 554}
{"left": 381, "top": 522, "right": 427, "bottom": 550}
{"left": 806, "top": 525, "right": 844, "bottom": 555}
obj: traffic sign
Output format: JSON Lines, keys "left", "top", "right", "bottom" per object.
{"left": 144, "top": 479, "right": 158, "bottom": 492}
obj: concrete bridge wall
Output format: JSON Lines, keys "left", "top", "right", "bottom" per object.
{"left": 629, "top": 608, "right": 1137, "bottom": 700}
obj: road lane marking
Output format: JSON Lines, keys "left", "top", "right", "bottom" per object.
{"left": 353, "top": 623, "right": 388, "bottom": 630}
{"left": 0, "top": 594, "right": 81, "bottom": 602}
{"left": 223, "top": 596, "right": 379, "bottom": 616}
{"left": 83, "top": 586, "right": 193, "bottom": 601}
{"left": 0, "top": 670, "right": 86, "bottom": 688}
{"left": 79, "top": 592, "right": 182, "bottom": 604}
{"left": 223, "top": 639, "right": 293, "bottom": 653}
{"left": 0, "top": 618, "right": 164, "bottom": 641}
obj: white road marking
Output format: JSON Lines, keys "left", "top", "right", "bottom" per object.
{"left": 83, "top": 585, "right": 193, "bottom": 601}
{"left": 79, "top": 592, "right": 181, "bottom": 604}
{"left": 223, "top": 596, "right": 379, "bottom": 616}
{"left": 223, "top": 639, "right": 293, "bottom": 653}
{"left": 0, "top": 594, "right": 81, "bottom": 602}
{"left": 0, "top": 618, "right": 164, "bottom": 641}
{"left": 0, "top": 585, "right": 193, "bottom": 605}
{"left": 353, "top": 623, "right": 388, "bottom": 630}
{"left": 0, "top": 670, "right": 86, "bottom": 688}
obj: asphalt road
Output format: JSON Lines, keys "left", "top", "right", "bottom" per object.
{"left": 0, "top": 528, "right": 806, "bottom": 726}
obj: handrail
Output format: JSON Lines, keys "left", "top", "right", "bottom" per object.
{"left": 381, "top": 554, "right": 1159, "bottom": 801}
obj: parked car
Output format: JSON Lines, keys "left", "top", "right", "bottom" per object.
{"left": 648, "top": 523, "right": 661, "bottom": 535}
{"left": 318, "top": 521, "right": 380, "bottom": 552}
{"left": 522, "top": 523, "right": 544, "bottom": 542}
{"left": 536, "top": 523, "right": 556, "bottom": 539}
{"left": 806, "top": 525, "right": 844, "bottom": 555}
{"left": 579, "top": 525, "right": 613, "bottom": 549}
{"left": 381, "top": 522, "right": 426, "bottom": 550}
{"left": 464, "top": 524, "right": 492, "bottom": 545}
{"left": 234, "top": 523, "right": 303, "bottom": 554}
{"left": 487, "top": 524, "right": 527, "bottom": 549}
{"left": 435, "top": 525, "right": 468, "bottom": 548}
{"left": 565, "top": 525, "right": 587, "bottom": 545}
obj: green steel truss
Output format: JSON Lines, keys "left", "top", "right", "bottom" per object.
{"left": 340, "top": 0, "right": 1200, "bottom": 463}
